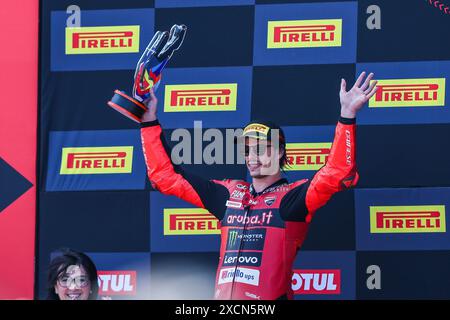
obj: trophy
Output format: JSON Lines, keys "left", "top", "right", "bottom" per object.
{"left": 108, "top": 24, "right": 187, "bottom": 122}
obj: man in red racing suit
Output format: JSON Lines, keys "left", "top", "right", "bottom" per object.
{"left": 140, "top": 72, "right": 377, "bottom": 300}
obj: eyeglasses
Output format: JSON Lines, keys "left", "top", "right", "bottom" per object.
{"left": 243, "top": 144, "right": 271, "bottom": 157}
{"left": 57, "top": 275, "right": 90, "bottom": 288}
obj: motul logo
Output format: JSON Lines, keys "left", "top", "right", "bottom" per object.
{"left": 164, "top": 208, "right": 220, "bottom": 235}
{"left": 60, "top": 146, "right": 133, "bottom": 174}
{"left": 97, "top": 271, "right": 136, "bottom": 296}
{"left": 369, "top": 78, "right": 446, "bottom": 107}
{"left": 66, "top": 26, "right": 140, "bottom": 55}
{"left": 370, "top": 205, "right": 446, "bottom": 233}
{"left": 267, "top": 19, "right": 342, "bottom": 49}
{"left": 292, "top": 269, "right": 341, "bottom": 295}
{"left": 284, "top": 143, "right": 332, "bottom": 171}
{"left": 164, "top": 84, "right": 237, "bottom": 112}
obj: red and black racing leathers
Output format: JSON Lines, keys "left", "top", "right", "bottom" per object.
{"left": 140, "top": 117, "right": 358, "bottom": 300}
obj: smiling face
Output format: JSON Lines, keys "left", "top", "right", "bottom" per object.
{"left": 54, "top": 265, "right": 91, "bottom": 300}
{"left": 245, "top": 137, "right": 282, "bottom": 178}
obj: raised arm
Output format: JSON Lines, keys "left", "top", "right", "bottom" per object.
{"left": 140, "top": 90, "right": 230, "bottom": 220}
{"left": 280, "top": 72, "right": 378, "bottom": 222}
{"left": 305, "top": 72, "right": 377, "bottom": 220}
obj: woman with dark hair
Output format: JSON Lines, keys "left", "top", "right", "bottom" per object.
{"left": 47, "top": 248, "right": 99, "bottom": 300}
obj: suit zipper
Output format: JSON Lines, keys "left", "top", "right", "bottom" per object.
{"left": 229, "top": 205, "right": 250, "bottom": 299}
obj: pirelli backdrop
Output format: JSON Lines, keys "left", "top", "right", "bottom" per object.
{"left": 38, "top": 0, "right": 450, "bottom": 299}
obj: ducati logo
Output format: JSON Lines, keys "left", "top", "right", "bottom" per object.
{"left": 264, "top": 196, "right": 276, "bottom": 206}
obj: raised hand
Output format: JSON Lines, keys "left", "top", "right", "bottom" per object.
{"left": 141, "top": 89, "right": 158, "bottom": 122}
{"left": 339, "top": 71, "right": 378, "bottom": 118}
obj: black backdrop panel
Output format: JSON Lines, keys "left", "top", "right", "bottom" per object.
{"left": 356, "top": 251, "right": 450, "bottom": 299}
{"left": 301, "top": 189, "right": 355, "bottom": 251}
{"left": 37, "top": 191, "right": 150, "bottom": 298}
{"left": 252, "top": 64, "right": 355, "bottom": 126}
{"left": 155, "top": 6, "right": 255, "bottom": 67}
{"left": 357, "top": 0, "right": 450, "bottom": 62}
{"left": 357, "top": 124, "right": 450, "bottom": 188}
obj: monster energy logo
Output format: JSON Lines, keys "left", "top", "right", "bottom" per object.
{"left": 228, "top": 230, "right": 239, "bottom": 248}
{"left": 226, "top": 228, "right": 266, "bottom": 251}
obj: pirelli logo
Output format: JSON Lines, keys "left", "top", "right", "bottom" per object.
{"left": 370, "top": 205, "right": 446, "bottom": 233}
{"left": 243, "top": 123, "right": 270, "bottom": 136}
{"left": 267, "top": 19, "right": 342, "bottom": 49}
{"left": 164, "top": 84, "right": 237, "bottom": 112}
{"left": 60, "top": 146, "right": 133, "bottom": 174}
{"left": 65, "top": 26, "right": 140, "bottom": 55}
{"left": 164, "top": 208, "right": 220, "bottom": 235}
{"left": 284, "top": 143, "right": 332, "bottom": 171}
{"left": 369, "top": 78, "right": 446, "bottom": 107}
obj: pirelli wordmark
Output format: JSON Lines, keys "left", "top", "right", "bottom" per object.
{"left": 370, "top": 205, "right": 446, "bottom": 233}
{"left": 60, "top": 146, "right": 133, "bottom": 174}
{"left": 284, "top": 143, "right": 332, "bottom": 171}
{"left": 164, "top": 83, "right": 238, "bottom": 112}
{"left": 369, "top": 78, "right": 446, "bottom": 107}
{"left": 65, "top": 26, "right": 140, "bottom": 54}
{"left": 267, "top": 19, "right": 342, "bottom": 49}
{"left": 164, "top": 208, "right": 220, "bottom": 235}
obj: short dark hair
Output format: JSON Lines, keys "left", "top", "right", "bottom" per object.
{"left": 269, "top": 127, "right": 288, "bottom": 170}
{"left": 46, "top": 248, "right": 99, "bottom": 300}
{"left": 279, "top": 143, "right": 289, "bottom": 170}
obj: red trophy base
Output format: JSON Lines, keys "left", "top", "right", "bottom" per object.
{"left": 107, "top": 90, "right": 147, "bottom": 123}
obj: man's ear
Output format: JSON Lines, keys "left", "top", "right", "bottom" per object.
{"left": 54, "top": 286, "right": 59, "bottom": 294}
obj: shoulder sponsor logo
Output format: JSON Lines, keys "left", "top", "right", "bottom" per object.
{"left": 60, "top": 146, "right": 133, "bottom": 174}
{"left": 65, "top": 26, "right": 140, "bottom": 55}
{"left": 164, "top": 208, "right": 220, "bottom": 235}
{"left": 222, "top": 252, "right": 262, "bottom": 267}
{"left": 231, "top": 190, "right": 246, "bottom": 200}
{"left": 369, "top": 205, "right": 446, "bottom": 233}
{"left": 98, "top": 270, "right": 136, "bottom": 295}
{"left": 292, "top": 269, "right": 341, "bottom": 295}
{"left": 285, "top": 143, "right": 332, "bottom": 171}
{"left": 218, "top": 267, "right": 260, "bottom": 286}
{"left": 267, "top": 19, "right": 342, "bottom": 49}
{"left": 226, "top": 228, "right": 266, "bottom": 251}
{"left": 164, "top": 83, "right": 238, "bottom": 112}
{"left": 369, "top": 78, "right": 446, "bottom": 107}
{"left": 236, "top": 184, "right": 248, "bottom": 190}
